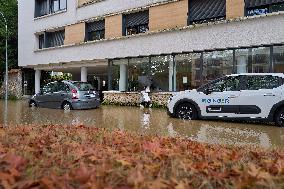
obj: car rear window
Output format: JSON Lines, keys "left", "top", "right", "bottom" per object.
{"left": 73, "top": 82, "right": 94, "bottom": 91}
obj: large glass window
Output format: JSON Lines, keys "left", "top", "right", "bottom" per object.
{"left": 128, "top": 57, "right": 149, "bottom": 91}
{"left": 150, "top": 55, "right": 171, "bottom": 91}
{"left": 175, "top": 53, "right": 202, "bottom": 91}
{"left": 274, "top": 46, "right": 284, "bottom": 73}
{"left": 202, "top": 50, "right": 234, "bottom": 84}
{"left": 235, "top": 47, "right": 270, "bottom": 74}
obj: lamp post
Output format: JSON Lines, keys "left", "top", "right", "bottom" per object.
{"left": 0, "top": 11, "right": 8, "bottom": 102}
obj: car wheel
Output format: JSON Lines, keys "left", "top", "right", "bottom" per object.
{"left": 175, "top": 103, "right": 197, "bottom": 120}
{"left": 62, "top": 102, "right": 72, "bottom": 111}
{"left": 29, "top": 101, "right": 37, "bottom": 108}
{"left": 275, "top": 108, "right": 284, "bottom": 127}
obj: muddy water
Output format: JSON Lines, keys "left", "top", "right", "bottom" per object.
{"left": 0, "top": 100, "right": 283, "bottom": 149}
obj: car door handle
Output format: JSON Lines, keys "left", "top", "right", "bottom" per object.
{"left": 264, "top": 93, "right": 275, "bottom": 97}
{"left": 208, "top": 107, "right": 222, "bottom": 112}
{"left": 228, "top": 95, "right": 237, "bottom": 99}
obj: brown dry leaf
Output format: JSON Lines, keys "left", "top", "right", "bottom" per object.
{"left": 148, "top": 179, "right": 169, "bottom": 189}
{"left": 116, "top": 159, "right": 132, "bottom": 167}
{"left": 3, "top": 153, "right": 27, "bottom": 170}
{"left": 127, "top": 164, "right": 144, "bottom": 187}
{"left": 70, "top": 165, "right": 94, "bottom": 184}
{"left": 248, "top": 163, "right": 260, "bottom": 178}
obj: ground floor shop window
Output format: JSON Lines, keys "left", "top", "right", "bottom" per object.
{"left": 273, "top": 46, "right": 284, "bottom": 73}
{"left": 175, "top": 53, "right": 202, "bottom": 91}
{"left": 128, "top": 57, "right": 149, "bottom": 91}
{"left": 109, "top": 44, "right": 284, "bottom": 92}
{"left": 150, "top": 55, "right": 171, "bottom": 92}
{"left": 235, "top": 47, "right": 270, "bottom": 74}
{"left": 203, "top": 50, "right": 234, "bottom": 84}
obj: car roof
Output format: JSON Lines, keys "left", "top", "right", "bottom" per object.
{"left": 228, "top": 73, "right": 284, "bottom": 77}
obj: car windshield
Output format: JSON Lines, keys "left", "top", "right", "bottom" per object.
{"left": 72, "top": 82, "right": 94, "bottom": 91}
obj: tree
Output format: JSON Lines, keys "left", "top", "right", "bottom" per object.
{"left": 0, "top": 0, "right": 18, "bottom": 86}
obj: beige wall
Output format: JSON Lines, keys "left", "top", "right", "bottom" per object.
{"left": 64, "top": 23, "right": 85, "bottom": 45}
{"left": 226, "top": 0, "right": 245, "bottom": 20}
{"left": 105, "top": 15, "right": 123, "bottom": 38}
{"left": 149, "top": 0, "right": 188, "bottom": 31}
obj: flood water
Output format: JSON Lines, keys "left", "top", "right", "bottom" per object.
{"left": 1, "top": 100, "right": 284, "bottom": 150}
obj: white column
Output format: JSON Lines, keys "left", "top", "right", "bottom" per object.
{"left": 237, "top": 56, "right": 247, "bottom": 74}
{"left": 169, "top": 56, "right": 175, "bottom": 91}
{"left": 81, "top": 67, "right": 87, "bottom": 82}
{"left": 35, "top": 69, "right": 41, "bottom": 94}
{"left": 119, "top": 64, "right": 127, "bottom": 91}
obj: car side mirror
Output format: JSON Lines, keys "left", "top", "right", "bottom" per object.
{"left": 205, "top": 87, "right": 213, "bottom": 95}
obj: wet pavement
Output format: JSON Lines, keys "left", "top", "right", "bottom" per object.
{"left": 0, "top": 100, "right": 284, "bottom": 150}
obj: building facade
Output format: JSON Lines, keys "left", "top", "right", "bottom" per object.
{"left": 19, "top": 0, "right": 284, "bottom": 94}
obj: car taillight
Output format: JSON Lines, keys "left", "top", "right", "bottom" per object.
{"left": 71, "top": 89, "right": 79, "bottom": 99}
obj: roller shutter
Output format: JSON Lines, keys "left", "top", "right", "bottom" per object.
{"left": 125, "top": 11, "right": 149, "bottom": 27}
{"left": 87, "top": 20, "right": 105, "bottom": 32}
{"left": 189, "top": 0, "right": 226, "bottom": 22}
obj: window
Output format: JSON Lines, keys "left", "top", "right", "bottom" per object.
{"left": 245, "top": 0, "right": 284, "bottom": 16}
{"left": 150, "top": 55, "right": 171, "bottom": 91}
{"left": 37, "top": 30, "right": 65, "bottom": 49}
{"left": 38, "top": 34, "right": 45, "bottom": 49}
{"left": 86, "top": 20, "right": 105, "bottom": 41}
{"left": 242, "top": 75, "right": 283, "bottom": 90}
{"left": 42, "top": 82, "right": 57, "bottom": 94}
{"left": 189, "top": 0, "right": 226, "bottom": 24}
{"left": 175, "top": 53, "right": 203, "bottom": 91}
{"left": 35, "top": 0, "right": 67, "bottom": 18}
{"left": 202, "top": 50, "right": 234, "bottom": 84}
{"left": 198, "top": 76, "right": 241, "bottom": 93}
{"left": 128, "top": 57, "right": 149, "bottom": 91}
{"left": 57, "top": 82, "right": 69, "bottom": 92}
{"left": 124, "top": 10, "right": 149, "bottom": 36}
{"left": 273, "top": 46, "right": 284, "bottom": 73}
{"left": 235, "top": 47, "right": 270, "bottom": 74}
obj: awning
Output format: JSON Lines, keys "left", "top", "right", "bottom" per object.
{"left": 189, "top": 0, "right": 226, "bottom": 22}
{"left": 87, "top": 20, "right": 105, "bottom": 32}
{"left": 125, "top": 10, "right": 149, "bottom": 27}
{"left": 245, "top": 0, "right": 284, "bottom": 8}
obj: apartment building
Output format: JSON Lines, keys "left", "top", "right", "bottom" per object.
{"left": 18, "top": 0, "right": 284, "bottom": 94}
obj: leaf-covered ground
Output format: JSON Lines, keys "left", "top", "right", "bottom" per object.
{"left": 0, "top": 124, "right": 284, "bottom": 189}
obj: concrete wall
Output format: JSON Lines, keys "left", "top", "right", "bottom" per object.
{"left": 149, "top": 0, "right": 188, "bottom": 31}
{"left": 19, "top": 0, "right": 173, "bottom": 67}
{"left": 0, "top": 70, "right": 23, "bottom": 99}
{"left": 20, "top": 13, "right": 284, "bottom": 67}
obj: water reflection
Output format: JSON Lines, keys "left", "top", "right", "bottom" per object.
{"left": 0, "top": 100, "right": 283, "bottom": 149}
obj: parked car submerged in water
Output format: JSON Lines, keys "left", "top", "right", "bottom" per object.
{"left": 29, "top": 81, "right": 100, "bottom": 110}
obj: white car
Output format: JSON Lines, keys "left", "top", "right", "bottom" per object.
{"left": 167, "top": 73, "right": 284, "bottom": 127}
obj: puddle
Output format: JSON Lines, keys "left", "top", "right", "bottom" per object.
{"left": 0, "top": 100, "right": 283, "bottom": 149}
